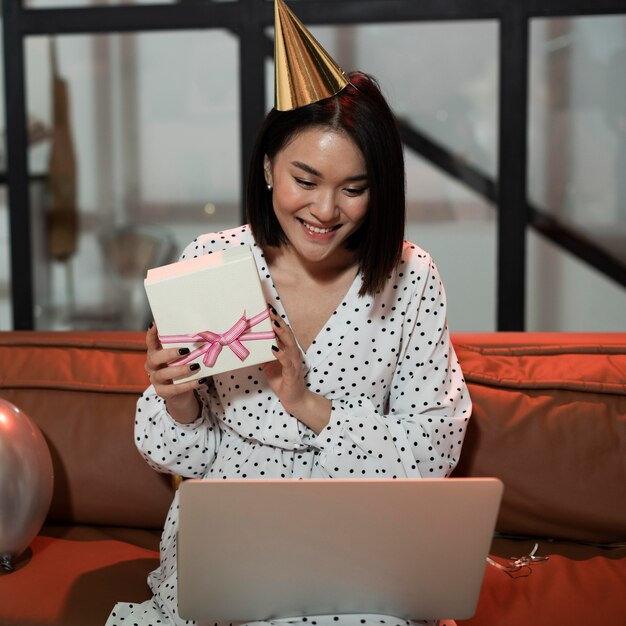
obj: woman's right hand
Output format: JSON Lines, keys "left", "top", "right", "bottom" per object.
{"left": 144, "top": 323, "right": 205, "bottom": 424}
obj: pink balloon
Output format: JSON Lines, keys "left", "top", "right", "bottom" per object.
{"left": 0, "top": 398, "right": 53, "bottom": 571}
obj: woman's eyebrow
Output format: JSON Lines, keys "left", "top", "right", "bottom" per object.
{"left": 291, "top": 160, "right": 367, "bottom": 182}
{"left": 291, "top": 161, "right": 321, "bottom": 176}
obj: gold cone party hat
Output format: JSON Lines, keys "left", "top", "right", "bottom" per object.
{"left": 274, "top": 0, "right": 349, "bottom": 111}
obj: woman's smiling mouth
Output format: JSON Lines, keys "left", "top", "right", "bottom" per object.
{"left": 297, "top": 218, "right": 341, "bottom": 235}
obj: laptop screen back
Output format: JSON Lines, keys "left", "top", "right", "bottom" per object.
{"left": 177, "top": 477, "right": 503, "bottom": 622}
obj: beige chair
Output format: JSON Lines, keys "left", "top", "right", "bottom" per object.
{"left": 65, "top": 222, "right": 177, "bottom": 330}
{"left": 98, "top": 223, "right": 178, "bottom": 330}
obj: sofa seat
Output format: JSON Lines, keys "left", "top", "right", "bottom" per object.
{"left": 1, "top": 525, "right": 160, "bottom": 626}
{"left": 458, "top": 537, "right": 626, "bottom": 626}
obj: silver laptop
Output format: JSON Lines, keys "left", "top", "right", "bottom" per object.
{"left": 177, "top": 478, "right": 503, "bottom": 622}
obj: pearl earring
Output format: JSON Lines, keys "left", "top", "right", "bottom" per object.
{"left": 266, "top": 183, "right": 273, "bottom": 191}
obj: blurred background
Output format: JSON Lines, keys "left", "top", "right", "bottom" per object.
{"left": 1, "top": 0, "right": 625, "bottom": 332}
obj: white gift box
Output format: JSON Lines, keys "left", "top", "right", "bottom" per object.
{"left": 144, "top": 245, "right": 276, "bottom": 383}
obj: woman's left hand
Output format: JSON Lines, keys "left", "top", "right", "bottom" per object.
{"left": 262, "top": 306, "right": 331, "bottom": 433}
{"left": 262, "top": 307, "right": 307, "bottom": 410}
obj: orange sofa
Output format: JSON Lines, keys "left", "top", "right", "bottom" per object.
{"left": 0, "top": 331, "right": 624, "bottom": 626}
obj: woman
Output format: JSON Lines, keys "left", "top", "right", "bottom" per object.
{"left": 106, "top": 72, "right": 470, "bottom": 626}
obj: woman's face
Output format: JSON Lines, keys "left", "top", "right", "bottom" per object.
{"left": 264, "top": 127, "right": 369, "bottom": 267}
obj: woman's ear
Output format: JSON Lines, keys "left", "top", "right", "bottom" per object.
{"left": 263, "top": 155, "right": 273, "bottom": 187}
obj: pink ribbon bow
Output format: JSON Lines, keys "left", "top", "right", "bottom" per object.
{"left": 160, "top": 309, "right": 275, "bottom": 369}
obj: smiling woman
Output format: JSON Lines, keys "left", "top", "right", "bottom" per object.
{"left": 110, "top": 72, "right": 470, "bottom": 626}
{"left": 105, "top": 2, "right": 470, "bottom": 626}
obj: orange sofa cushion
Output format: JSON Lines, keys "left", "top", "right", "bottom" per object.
{"left": 452, "top": 333, "right": 626, "bottom": 544}
{"left": 0, "top": 332, "right": 174, "bottom": 529}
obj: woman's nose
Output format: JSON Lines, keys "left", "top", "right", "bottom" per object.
{"left": 311, "top": 191, "right": 338, "bottom": 222}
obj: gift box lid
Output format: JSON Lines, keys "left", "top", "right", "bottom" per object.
{"left": 144, "top": 244, "right": 275, "bottom": 381}
{"left": 145, "top": 245, "right": 251, "bottom": 283}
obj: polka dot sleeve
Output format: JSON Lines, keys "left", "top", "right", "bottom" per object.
{"left": 134, "top": 386, "right": 221, "bottom": 478}
{"left": 312, "top": 256, "right": 471, "bottom": 479}
{"left": 132, "top": 230, "right": 245, "bottom": 478}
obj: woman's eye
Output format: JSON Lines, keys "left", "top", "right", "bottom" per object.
{"left": 295, "top": 178, "right": 315, "bottom": 188}
{"left": 345, "top": 187, "right": 368, "bottom": 197}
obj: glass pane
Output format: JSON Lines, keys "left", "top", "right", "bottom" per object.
{"left": 355, "top": 22, "right": 498, "bottom": 180}
{"left": 528, "top": 15, "right": 626, "bottom": 330}
{"left": 529, "top": 16, "right": 626, "bottom": 228}
{"left": 269, "top": 22, "right": 498, "bottom": 331}
{"left": 25, "top": 29, "right": 240, "bottom": 330}
{"left": 404, "top": 151, "right": 496, "bottom": 332}
{"left": 527, "top": 230, "right": 626, "bottom": 331}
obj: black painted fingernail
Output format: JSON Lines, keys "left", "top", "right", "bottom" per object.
{"left": 198, "top": 377, "right": 208, "bottom": 384}
{"left": 274, "top": 320, "right": 280, "bottom": 328}
{"left": 271, "top": 345, "right": 279, "bottom": 352}
{"left": 269, "top": 304, "right": 277, "bottom": 315}
{"left": 178, "top": 347, "right": 190, "bottom": 355}
{"left": 189, "top": 363, "right": 200, "bottom": 371}
{"left": 148, "top": 321, "right": 154, "bottom": 329}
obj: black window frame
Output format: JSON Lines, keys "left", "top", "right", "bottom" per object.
{"left": 2, "top": 0, "right": 626, "bottom": 330}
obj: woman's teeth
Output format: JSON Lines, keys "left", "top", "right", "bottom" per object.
{"left": 301, "top": 221, "right": 335, "bottom": 234}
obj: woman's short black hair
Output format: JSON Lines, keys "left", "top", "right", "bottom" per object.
{"left": 246, "top": 71, "right": 405, "bottom": 296}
